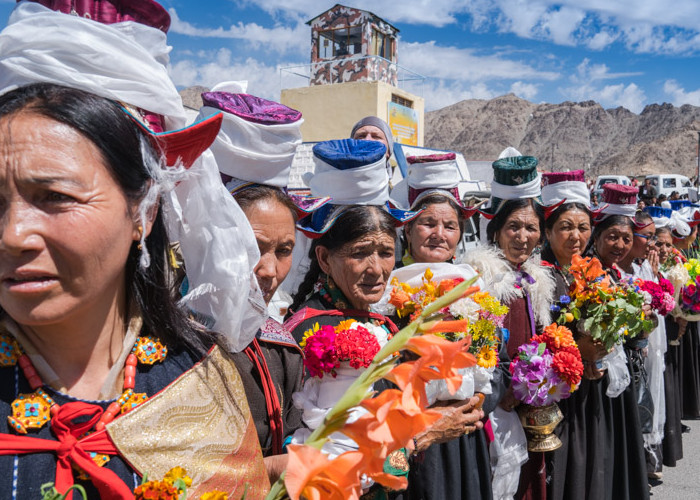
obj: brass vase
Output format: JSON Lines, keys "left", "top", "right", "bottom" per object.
{"left": 516, "top": 403, "right": 564, "bottom": 452}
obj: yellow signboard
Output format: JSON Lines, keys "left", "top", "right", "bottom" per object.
{"left": 388, "top": 102, "right": 418, "bottom": 146}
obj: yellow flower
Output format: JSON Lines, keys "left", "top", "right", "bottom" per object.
{"left": 424, "top": 268, "right": 434, "bottom": 281}
{"left": 299, "top": 323, "right": 321, "bottom": 348}
{"left": 476, "top": 346, "right": 497, "bottom": 369}
{"left": 335, "top": 319, "right": 358, "bottom": 332}
{"left": 163, "top": 467, "right": 192, "bottom": 488}
{"left": 200, "top": 492, "right": 229, "bottom": 500}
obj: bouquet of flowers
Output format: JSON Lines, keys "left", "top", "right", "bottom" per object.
{"left": 637, "top": 277, "right": 675, "bottom": 316}
{"left": 667, "top": 258, "right": 700, "bottom": 322}
{"left": 510, "top": 324, "right": 583, "bottom": 406}
{"left": 554, "top": 255, "right": 653, "bottom": 351}
{"left": 385, "top": 263, "right": 507, "bottom": 403}
{"left": 264, "top": 277, "right": 480, "bottom": 500}
{"left": 291, "top": 319, "right": 389, "bottom": 458}
{"left": 660, "top": 247, "right": 686, "bottom": 273}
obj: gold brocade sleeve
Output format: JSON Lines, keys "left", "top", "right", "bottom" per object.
{"left": 107, "top": 346, "right": 270, "bottom": 498}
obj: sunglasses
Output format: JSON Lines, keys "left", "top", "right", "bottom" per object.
{"left": 634, "top": 232, "right": 657, "bottom": 242}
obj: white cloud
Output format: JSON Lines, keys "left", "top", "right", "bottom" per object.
{"left": 400, "top": 41, "right": 559, "bottom": 82}
{"left": 571, "top": 58, "right": 642, "bottom": 82}
{"left": 510, "top": 81, "right": 540, "bottom": 100}
{"left": 168, "top": 8, "right": 309, "bottom": 56}
{"left": 169, "top": 48, "right": 288, "bottom": 101}
{"left": 420, "top": 80, "right": 499, "bottom": 111}
{"left": 663, "top": 80, "right": 700, "bottom": 106}
{"left": 561, "top": 80, "right": 646, "bottom": 113}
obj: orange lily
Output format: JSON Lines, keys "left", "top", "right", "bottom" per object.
{"left": 284, "top": 445, "right": 364, "bottom": 500}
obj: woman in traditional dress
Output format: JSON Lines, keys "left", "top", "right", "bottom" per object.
{"left": 461, "top": 150, "right": 555, "bottom": 500}
{"left": 285, "top": 139, "right": 485, "bottom": 496}
{"left": 386, "top": 153, "right": 503, "bottom": 500}
{"left": 544, "top": 176, "right": 648, "bottom": 499}
{"left": 654, "top": 225, "right": 684, "bottom": 470}
{"left": 197, "top": 91, "right": 332, "bottom": 482}
{"left": 574, "top": 184, "right": 649, "bottom": 499}
{"left": 0, "top": 83, "right": 269, "bottom": 499}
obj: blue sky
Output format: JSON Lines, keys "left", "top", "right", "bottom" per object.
{"left": 2, "top": 0, "right": 700, "bottom": 113}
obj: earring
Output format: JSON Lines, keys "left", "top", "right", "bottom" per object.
{"left": 137, "top": 226, "right": 143, "bottom": 250}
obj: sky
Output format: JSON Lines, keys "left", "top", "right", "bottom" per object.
{"left": 1, "top": 0, "right": 700, "bottom": 113}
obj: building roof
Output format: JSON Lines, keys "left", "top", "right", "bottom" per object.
{"left": 306, "top": 3, "right": 399, "bottom": 32}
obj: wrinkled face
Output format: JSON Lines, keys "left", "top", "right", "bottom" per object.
{"left": 405, "top": 202, "right": 461, "bottom": 263}
{"left": 316, "top": 231, "right": 395, "bottom": 310}
{"left": 243, "top": 198, "right": 295, "bottom": 304}
{"left": 655, "top": 231, "right": 674, "bottom": 263}
{"left": 495, "top": 206, "right": 541, "bottom": 266}
{"left": 545, "top": 209, "right": 591, "bottom": 266}
{"left": 630, "top": 222, "right": 656, "bottom": 260}
{"left": 352, "top": 125, "right": 389, "bottom": 157}
{"left": 595, "top": 224, "right": 633, "bottom": 267}
{"left": 0, "top": 111, "right": 141, "bottom": 328}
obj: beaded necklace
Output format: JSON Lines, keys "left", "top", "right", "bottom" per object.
{"left": 1, "top": 334, "right": 167, "bottom": 435}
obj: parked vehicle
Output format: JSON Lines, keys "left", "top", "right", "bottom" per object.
{"left": 592, "top": 175, "right": 632, "bottom": 197}
{"left": 644, "top": 174, "right": 691, "bottom": 199}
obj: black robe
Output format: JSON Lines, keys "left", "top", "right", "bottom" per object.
{"left": 547, "top": 267, "right": 649, "bottom": 500}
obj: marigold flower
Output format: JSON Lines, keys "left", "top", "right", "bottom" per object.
{"left": 200, "top": 492, "right": 228, "bottom": 500}
{"left": 134, "top": 481, "right": 179, "bottom": 500}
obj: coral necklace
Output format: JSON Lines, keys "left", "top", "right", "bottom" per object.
{"left": 3, "top": 334, "right": 167, "bottom": 435}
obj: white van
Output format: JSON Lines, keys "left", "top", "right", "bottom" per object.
{"left": 644, "top": 174, "right": 691, "bottom": 198}
{"left": 593, "top": 175, "right": 632, "bottom": 197}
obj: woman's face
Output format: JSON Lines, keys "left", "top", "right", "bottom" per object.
{"left": 629, "top": 222, "right": 656, "bottom": 260}
{"left": 0, "top": 112, "right": 142, "bottom": 328}
{"left": 242, "top": 198, "right": 295, "bottom": 304}
{"left": 495, "top": 205, "right": 541, "bottom": 266}
{"left": 595, "top": 224, "right": 633, "bottom": 267}
{"left": 405, "top": 202, "right": 461, "bottom": 263}
{"left": 544, "top": 209, "right": 591, "bottom": 266}
{"left": 316, "top": 230, "right": 395, "bottom": 310}
{"left": 655, "top": 231, "right": 674, "bottom": 263}
{"left": 352, "top": 125, "right": 389, "bottom": 157}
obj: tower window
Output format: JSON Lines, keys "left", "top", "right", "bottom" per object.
{"left": 318, "top": 26, "right": 362, "bottom": 59}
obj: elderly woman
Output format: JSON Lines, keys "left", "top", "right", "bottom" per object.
{"left": 462, "top": 152, "right": 554, "bottom": 500}
{"left": 575, "top": 185, "right": 650, "bottom": 499}
{"left": 0, "top": 84, "right": 269, "bottom": 498}
{"left": 286, "top": 140, "right": 485, "bottom": 496}
{"left": 388, "top": 153, "right": 504, "bottom": 500}
{"left": 197, "top": 91, "right": 313, "bottom": 482}
{"left": 657, "top": 226, "right": 684, "bottom": 470}
{"left": 542, "top": 175, "right": 648, "bottom": 500}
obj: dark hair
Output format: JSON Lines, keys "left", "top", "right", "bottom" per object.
{"left": 289, "top": 205, "right": 397, "bottom": 313}
{"left": 541, "top": 202, "right": 592, "bottom": 264}
{"left": 544, "top": 202, "right": 591, "bottom": 232}
{"left": 0, "top": 83, "right": 207, "bottom": 353}
{"left": 634, "top": 210, "right": 653, "bottom": 226}
{"left": 486, "top": 198, "right": 544, "bottom": 245}
{"left": 233, "top": 185, "right": 298, "bottom": 222}
{"left": 403, "top": 193, "right": 464, "bottom": 252}
{"left": 656, "top": 226, "right": 673, "bottom": 237}
{"left": 587, "top": 214, "right": 634, "bottom": 256}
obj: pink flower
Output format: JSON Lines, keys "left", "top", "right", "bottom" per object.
{"left": 303, "top": 326, "right": 339, "bottom": 378}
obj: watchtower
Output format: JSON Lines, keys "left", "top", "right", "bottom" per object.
{"left": 281, "top": 4, "right": 424, "bottom": 146}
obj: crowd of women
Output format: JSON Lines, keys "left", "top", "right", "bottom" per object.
{"left": 0, "top": 1, "right": 699, "bottom": 499}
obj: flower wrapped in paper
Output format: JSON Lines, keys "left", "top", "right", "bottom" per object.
{"left": 667, "top": 257, "right": 700, "bottom": 322}
{"left": 377, "top": 263, "right": 505, "bottom": 403}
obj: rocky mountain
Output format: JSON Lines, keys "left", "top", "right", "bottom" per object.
{"left": 425, "top": 94, "right": 700, "bottom": 179}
